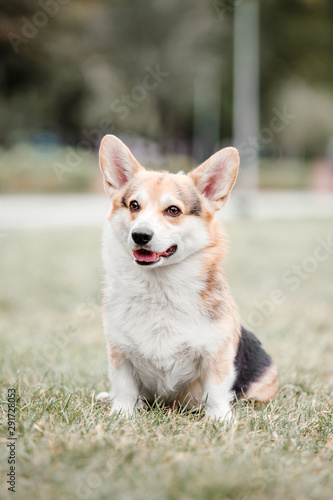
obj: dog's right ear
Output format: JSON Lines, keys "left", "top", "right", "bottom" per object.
{"left": 99, "top": 135, "right": 144, "bottom": 197}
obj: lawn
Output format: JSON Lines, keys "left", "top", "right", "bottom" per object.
{"left": 1, "top": 219, "right": 332, "bottom": 500}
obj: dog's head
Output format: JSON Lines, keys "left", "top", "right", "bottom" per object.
{"left": 99, "top": 135, "right": 239, "bottom": 267}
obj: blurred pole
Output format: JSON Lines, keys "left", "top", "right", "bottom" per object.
{"left": 233, "top": 0, "right": 260, "bottom": 189}
{"left": 193, "top": 68, "right": 221, "bottom": 164}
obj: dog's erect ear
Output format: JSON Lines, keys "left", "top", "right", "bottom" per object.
{"left": 189, "top": 147, "right": 239, "bottom": 210}
{"left": 99, "top": 135, "right": 144, "bottom": 197}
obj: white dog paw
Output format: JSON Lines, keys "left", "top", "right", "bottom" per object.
{"left": 135, "top": 398, "right": 148, "bottom": 411}
{"left": 96, "top": 392, "right": 111, "bottom": 403}
{"left": 109, "top": 398, "right": 137, "bottom": 417}
{"left": 205, "top": 406, "right": 233, "bottom": 423}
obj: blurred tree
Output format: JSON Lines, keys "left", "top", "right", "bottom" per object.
{"left": 0, "top": 0, "right": 333, "bottom": 158}
{"left": 260, "top": 0, "right": 333, "bottom": 156}
{"left": 84, "top": 0, "right": 231, "bottom": 152}
{"left": 0, "top": 0, "right": 92, "bottom": 144}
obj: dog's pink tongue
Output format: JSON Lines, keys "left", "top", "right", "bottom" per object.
{"left": 133, "top": 250, "right": 160, "bottom": 262}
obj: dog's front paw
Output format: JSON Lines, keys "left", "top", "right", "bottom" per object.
{"left": 109, "top": 397, "right": 137, "bottom": 417}
{"left": 96, "top": 391, "right": 111, "bottom": 403}
{"left": 135, "top": 397, "right": 148, "bottom": 411}
{"left": 205, "top": 405, "right": 233, "bottom": 423}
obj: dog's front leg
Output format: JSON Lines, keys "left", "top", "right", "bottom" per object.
{"left": 104, "top": 341, "right": 140, "bottom": 415}
{"left": 202, "top": 345, "right": 236, "bottom": 422}
{"left": 108, "top": 360, "right": 140, "bottom": 416}
{"left": 202, "top": 374, "right": 234, "bottom": 422}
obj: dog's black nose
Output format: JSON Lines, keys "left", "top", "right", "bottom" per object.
{"left": 132, "top": 229, "right": 154, "bottom": 245}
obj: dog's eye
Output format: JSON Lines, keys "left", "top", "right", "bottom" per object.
{"left": 129, "top": 200, "right": 140, "bottom": 212}
{"left": 165, "top": 206, "right": 181, "bottom": 217}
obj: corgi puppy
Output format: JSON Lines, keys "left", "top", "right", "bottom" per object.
{"left": 97, "top": 135, "right": 278, "bottom": 421}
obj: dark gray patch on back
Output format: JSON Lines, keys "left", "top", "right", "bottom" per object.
{"left": 232, "top": 327, "right": 273, "bottom": 401}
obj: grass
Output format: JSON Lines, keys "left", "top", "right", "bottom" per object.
{"left": 0, "top": 219, "right": 332, "bottom": 500}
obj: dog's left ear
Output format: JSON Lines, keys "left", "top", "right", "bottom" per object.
{"left": 189, "top": 147, "right": 239, "bottom": 210}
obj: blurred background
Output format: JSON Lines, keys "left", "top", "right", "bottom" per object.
{"left": 1, "top": 0, "right": 333, "bottom": 203}
{"left": 1, "top": 4, "right": 333, "bottom": 498}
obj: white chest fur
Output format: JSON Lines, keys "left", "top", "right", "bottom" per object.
{"left": 103, "top": 229, "right": 222, "bottom": 398}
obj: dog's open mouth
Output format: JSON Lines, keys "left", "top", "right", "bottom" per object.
{"left": 133, "top": 245, "right": 177, "bottom": 265}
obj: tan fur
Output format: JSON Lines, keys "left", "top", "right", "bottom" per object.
{"left": 199, "top": 220, "right": 229, "bottom": 323}
{"left": 198, "top": 203, "right": 241, "bottom": 390}
{"left": 107, "top": 342, "right": 120, "bottom": 369}
{"left": 246, "top": 363, "right": 279, "bottom": 402}
{"left": 210, "top": 338, "right": 237, "bottom": 386}
{"left": 175, "top": 379, "right": 203, "bottom": 410}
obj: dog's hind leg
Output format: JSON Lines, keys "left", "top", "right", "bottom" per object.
{"left": 245, "top": 363, "right": 278, "bottom": 402}
{"left": 232, "top": 326, "right": 278, "bottom": 402}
